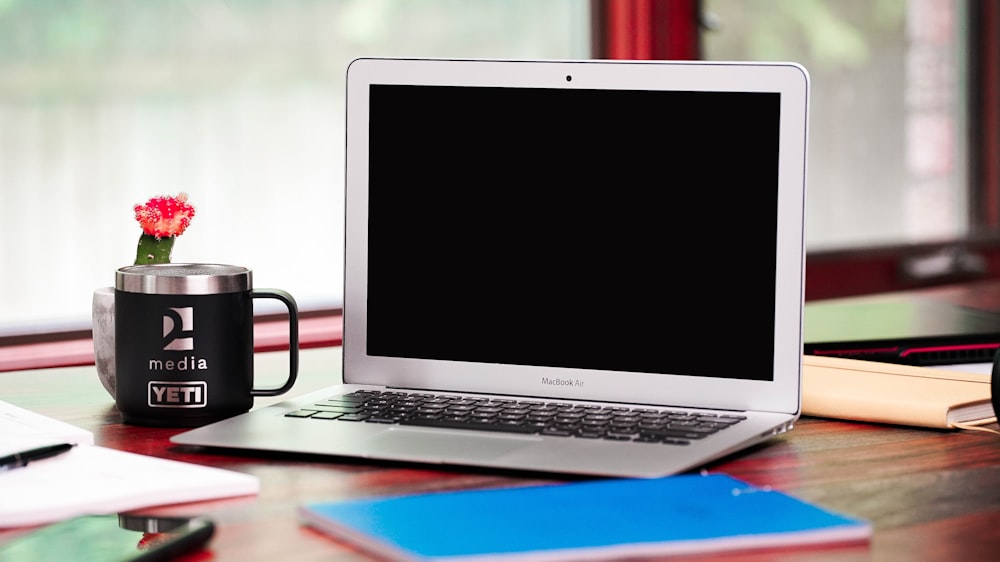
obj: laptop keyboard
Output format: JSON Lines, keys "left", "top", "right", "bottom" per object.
{"left": 285, "top": 390, "right": 746, "bottom": 445}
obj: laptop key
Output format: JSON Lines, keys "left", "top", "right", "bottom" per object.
{"left": 401, "top": 415, "right": 539, "bottom": 434}
{"left": 540, "top": 427, "right": 574, "bottom": 437}
{"left": 640, "top": 428, "right": 707, "bottom": 440}
{"left": 367, "top": 416, "right": 404, "bottom": 423}
{"left": 603, "top": 434, "right": 632, "bottom": 441}
{"left": 285, "top": 409, "right": 318, "bottom": 418}
{"left": 319, "top": 397, "right": 366, "bottom": 405}
{"left": 306, "top": 404, "right": 362, "bottom": 414}
{"left": 337, "top": 413, "right": 370, "bottom": 422}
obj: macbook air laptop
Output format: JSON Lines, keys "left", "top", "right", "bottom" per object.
{"left": 804, "top": 292, "right": 1000, "bottom": 366}
{"left": 172, "top": 57, "right": 811, "bottom": 478}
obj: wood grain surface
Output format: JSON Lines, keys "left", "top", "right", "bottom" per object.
{"left": 2, "top": 347, "right": 998, "bottom": 561}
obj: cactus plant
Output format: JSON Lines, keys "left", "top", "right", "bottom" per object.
{"left": 133, "top": 193, "right": 196, "bottom": 264}
{"left": 94, "top": 193, "right": 197, "bottom": 399}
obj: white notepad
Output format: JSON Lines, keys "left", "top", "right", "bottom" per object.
{"left": 0, "top": 399, "right": 94, "bottom": 450}
{"left": 0, "top": 400, "right": 259, "bottom": 528}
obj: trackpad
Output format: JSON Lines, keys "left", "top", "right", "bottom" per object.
{"left": 366, "top": 427, "right": 539, "bottom": 461}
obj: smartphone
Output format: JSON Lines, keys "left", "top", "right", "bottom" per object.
{"left": 0, "top": 514, "right": 215, "bottom": 561}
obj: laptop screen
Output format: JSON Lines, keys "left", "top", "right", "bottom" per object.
{"left": 365, "top": 83, "right": 781, "bottom": 381}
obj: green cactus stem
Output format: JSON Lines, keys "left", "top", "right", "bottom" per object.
{"left": 134, "top": 234, "right": 175, "bottom": 264}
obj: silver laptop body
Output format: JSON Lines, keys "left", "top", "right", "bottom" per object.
{"left": 172, "top": 57, "right": 810, "bottom": 478}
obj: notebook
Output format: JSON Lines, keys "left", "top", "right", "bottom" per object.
{"left": 171, "top": 57, "right": 811, "bottom": 478}
{"left": 804, "top": 292, "right": 1000, "bottom": 366}
{"left": 1, "top": 400, "right": 258, "bottom": 527}
{"left": 299, "top": 474, "right": 870, "bottom": 561}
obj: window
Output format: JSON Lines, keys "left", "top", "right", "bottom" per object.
{"left": 701, "top": 0, "right": 1000, "bottom": 299}
{"left": 594, "top": 0, "right": 1000, "bottom": 299}
{"left": 0, "top": 1, "right": 589, "bottom": 335}
{"left": 705, "top": 0, "right": 968, "bottom": 250}
{"left": 4, "top": 0, "right": 997, "bottom": 339}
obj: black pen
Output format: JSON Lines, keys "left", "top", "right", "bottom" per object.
{"left": 0, "top": 443, "right": 75, "bottom": 472}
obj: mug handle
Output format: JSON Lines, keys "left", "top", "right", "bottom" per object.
{"left": 250, "top": 289, "right": 299, "bottom": 397}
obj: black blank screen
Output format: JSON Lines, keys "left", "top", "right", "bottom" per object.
{"left": 366, "top": 84, "right": 780, "bottom": 381}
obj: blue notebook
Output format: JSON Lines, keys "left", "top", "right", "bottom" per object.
{"left": 299, "top": 473, "right": 870, "bottom": 561}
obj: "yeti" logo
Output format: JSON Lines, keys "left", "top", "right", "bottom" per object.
{"left": 148, "top": 381, "right": 207, "bottom": 408}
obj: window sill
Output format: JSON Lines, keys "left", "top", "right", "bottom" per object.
{"left": 0, "top": 313, "right": 343, "bottom": 372}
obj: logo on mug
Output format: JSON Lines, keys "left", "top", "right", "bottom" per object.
{"left": 148, "top": 381, "right": 207, "bottom": 408}
{"left": 163, "top": 307, "right": 194, "bottom": 351}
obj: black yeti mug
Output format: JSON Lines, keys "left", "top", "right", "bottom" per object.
{"left": 114, "top": 263, "right": 298, "bottom": 427}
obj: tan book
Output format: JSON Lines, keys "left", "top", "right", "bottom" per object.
{"left": 802, "top": 355, "right": 996, "bottom": 429}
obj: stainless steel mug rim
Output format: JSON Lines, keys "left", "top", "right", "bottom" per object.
{"left": 116, "top": 263, "right": 252, "bottom": 295}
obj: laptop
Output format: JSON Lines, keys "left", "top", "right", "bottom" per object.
{"left": 804, "top": 292, "right": 1000, "bottom": 366}
{"left": 172, "top": 57, "right": 811, "bottom": 478}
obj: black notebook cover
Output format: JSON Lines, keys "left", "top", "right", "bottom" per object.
{"left": 804, "top": 293, "right": 1000, "bottom": 366}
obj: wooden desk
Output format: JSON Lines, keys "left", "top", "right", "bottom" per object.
{"left": 2, "top": 347, "right": 999, "bottom": 561}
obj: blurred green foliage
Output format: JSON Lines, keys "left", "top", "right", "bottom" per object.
{"left": 704, "top": 0, "right": 907, "bottom": 70}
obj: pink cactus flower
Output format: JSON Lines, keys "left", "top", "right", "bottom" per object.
{"left": 134, "top": 193, "right": 196, "bottom": 239}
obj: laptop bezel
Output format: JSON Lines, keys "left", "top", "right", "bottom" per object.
{"left": 342, "top": 57, "right": 808, "bottom": 415}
